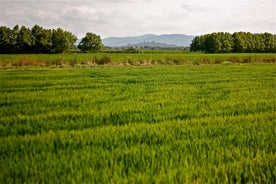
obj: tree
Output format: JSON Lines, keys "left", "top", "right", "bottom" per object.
{"left": 31, "top": 25, "right": 53, "bottom": 53}
{"left": 233, "top": 32, "right": 251, "bottom": 53}
{"left": 190, "top": 36, "right": 203, "bottom": 52}
{"left": 10, "top": 25, "right": 20, "bottom": 53}
{"left": 218, "top": 32, "right": 233, "bottom": 53}
{"left": 204, "top": 33, "right": 222, "bottom": 53}
{"left": 0, "top": 26, "right": 12, "bottom": 53}
{"left": 16, "top": 26, "right": 33, "bottom": 53}
{"left": 78, "top": 32, "right": 102, "bottom": 52}
{"left": 263, "top": 32, "right": 276, "bottom": 53}
{"left": 52, "top": 28, "right": 77, "bottom": 53}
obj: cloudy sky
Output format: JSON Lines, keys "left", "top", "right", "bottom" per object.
{"left": 0, "top": 0, "right": 275, "bottom": 38}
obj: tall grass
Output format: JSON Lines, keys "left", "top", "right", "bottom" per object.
{"left": 0, "top": 64, "right": 275, "bottom": 183}
{"left": 0, "top": 53, "right": 275, "bottom": 67}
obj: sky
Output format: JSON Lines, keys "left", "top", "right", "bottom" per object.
{"left": 0, "top": 0, "right": 275, "bottom": 39}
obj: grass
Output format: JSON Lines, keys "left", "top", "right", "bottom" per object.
{"left": 0, "top": 63, "right": 275, "bottom": 183}
{"left": 0, "top": 52, "right": 275, "bottom": 67}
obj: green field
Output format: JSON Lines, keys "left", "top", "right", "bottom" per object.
{"left": 0, "top": 63, "right": 275, "bottom": 183}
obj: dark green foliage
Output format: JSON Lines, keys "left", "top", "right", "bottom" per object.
{"left": 0, "top": 26, "right": 17, "bottom": 53}
{"left": 191, "top": 32, "right": 276, "bottom": 53}
{"left": 16, "top": 26, "right": 33, "bottom": 53}
{"left": 31, "top": 25, "right": 53, "bottom": 53}
{"left": 0, "top": 25, "right": 77, "bottom": 53}
{"left": 190, "top": 36, "right": 205, "bottom": 52}
{"left": 52, "top": 28, "right": 77, "bottom": 53}
{"left": 78, "top": 32, "right": 102, "bottom": 52}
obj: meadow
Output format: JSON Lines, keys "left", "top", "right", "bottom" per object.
{"left": 0, "top": 59, "right": 275, "bottom": 182}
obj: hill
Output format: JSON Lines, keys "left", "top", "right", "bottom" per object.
{"left": 124, "top": 41, "right": 181, "bottom": 49}
{"left": 102, "top": 34, "right": 194, "bottom": 47}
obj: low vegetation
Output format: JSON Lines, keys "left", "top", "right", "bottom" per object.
{"left": 0, "top": 53, "right": 275, "bottom": 67}
{"left": 0, "top": 64, "right": 275, "bottom": 183}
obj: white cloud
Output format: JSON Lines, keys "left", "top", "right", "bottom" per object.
{"left": 0, "top": 0, "right": 275, "bottom": 38}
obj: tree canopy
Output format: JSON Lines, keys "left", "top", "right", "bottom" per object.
{"left": 190, "top": 32, "right": 276, "bottom": 53}
{"left": 78, "top": 32, "right": 102, "bottom": 52}
{"left": 0, "top": 25, "right": 77, "bottom": 54}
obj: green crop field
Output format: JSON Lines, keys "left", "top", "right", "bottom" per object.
{"left": 0, "top": 63, "right": 275, "bottom": 183}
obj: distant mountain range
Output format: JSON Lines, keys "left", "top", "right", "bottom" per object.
{"left": 102, "top": 34, "right": 194, "bottom": 47}
{"left": 125, "top": 41, "right": 180, "bottom": 48}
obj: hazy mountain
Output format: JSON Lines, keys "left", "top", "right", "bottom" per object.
{"left": 125, "top": 41, "right": 180, "bottom": 48}
{"left": 102, "top": 34, "right": 194, "bottom": 47}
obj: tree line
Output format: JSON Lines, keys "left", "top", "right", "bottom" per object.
{"left": 0, "top": 25, "right": 79, "bottom": 54}
{"left": 190, "top": 32, "right": 276, "bottom": 53}
{"left": 1, "top": 25, "right": 276, "bottom": 54}
{"left": 0, "top": 25, "right": 103, "bottom": 54}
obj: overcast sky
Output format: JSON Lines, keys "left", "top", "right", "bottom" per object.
{"left": 0, "top": 0, "right": 275, "bottom": 38}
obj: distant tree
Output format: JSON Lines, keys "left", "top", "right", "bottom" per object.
{"left": 218, "top": 32, "right": 233, "bottom": 53}
{"left": 52, "top": 28, "right": 77, "bottom": 53}
{"left": 0, "top": 26, "right": 13, "bottom": 53}
{"left": 233, "top": 32, "right": 252, "bottom": 53}
{"left": 245, "top": 32, "right": 254, "bottom": 52}
{"left": 0, "top": 25, "right": 19, "bottom": 53}
{"left": 204, "top": 33, "right": 222, "bottom": 53}
{"left": 255, "top": 33, "right": 266, "bottom": 52}
{"left": 10, "top": 25, "right": 20, "bottom": 53}
{"left": 16, "top": 26, "right": 33, "bottom": 53}
{"left": 190, "top": 36, "right": 204, "bottom": 52}
{"left": 263, "top": 32, "right": 276, "bottom": 53}
{"left": 78, "top": 32, "right": 102, "bottom": 52}
{"left": 31, "top": 25, "right": 53, "bottom": 53}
